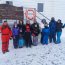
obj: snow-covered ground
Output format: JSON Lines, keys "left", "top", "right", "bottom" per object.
{"left": 0, "top": 29, "right": 65, "bottom": 65}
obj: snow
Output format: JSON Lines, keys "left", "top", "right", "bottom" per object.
{"left": 0, "top": 29, "right": 65, "bottom": 65}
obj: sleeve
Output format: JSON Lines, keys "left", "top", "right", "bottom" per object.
{"left": 37, "top": 23, "right": 40, "bottom": 34}
{"left": 30, "top": 24, "right": 33, "bottom": 34}
{"left": 62, "top": 23, "right": 65, "bottom": 28}
{"left": 42, "top": 29, "right": 44, "bottom": 36}
{"left": 0, "top": 25, "right": 2, "bottom": 33}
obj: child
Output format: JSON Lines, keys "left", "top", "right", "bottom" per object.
{"left": 12, "top": 22, "right": 19, "bottom": 49}
{"left": 56, "top": 19, "right": 65, "bottom": 44}
{"left": 24, "top": 20, "right": 32, "bottom": 48}
{"left": 31, "top": 20, "right": 40, "bottom": 46}
{"left": 42, "top": 23, "right": 50, "bottom": 45}
{"left": 1, "top": 21, "right": 12, "bottom": 54}
{"left": 18, "top": 34, "right": 25, "bottom": 48}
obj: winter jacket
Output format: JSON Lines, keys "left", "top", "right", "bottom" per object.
{"left": 41, "top": 26, "right": 50, "bottom": 44}
{"left": 42, "top": 26, "right": 50, "bottom": 36}
{"left": 24, "top": 24, "right": 32, "bottom": 40}
{"left": 49, "top": 20, "right": 56, "bottom": 34}
{"left": 1, "top": 25, "right": 12, "bottom": 43}
{"left": 18, "top": 24, "right": 25, "bottom": 35}
{"left": 56, "top": 22, "right": 64, "bottom": 32}
{"left": 25, "top": 24, "right": 31, "bottom": 32}
{"left": 31, "top": 22, "right": 40, "bottom": 36}
{"left": 12, "top": 27, "right": 19, "bottom": 36}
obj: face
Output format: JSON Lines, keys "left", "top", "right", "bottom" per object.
{"left": 14, "top": 22, "right": 17, "bottom": 27}
{"left": 3, "top": 22, "right": 7, "bottom": 26}
{"left": 57, "top": 20, "right": 60, "bottom": 23}
{"left": 27, "top": 20, "right": 30, "bottom": 24}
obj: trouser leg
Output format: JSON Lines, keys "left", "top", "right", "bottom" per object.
{"left": 57, "top": 32, "right": 62, "bottom": 43}
{"left": 33, "top": 36, "right": 38, "bottom": 46}
{"left": 6, "top": 41, "right": 9, "bottom": 51}
{"left": 53, "top": 34, "right": 56, "bottom": 43}
{"left": 49, "top": 34, "right": 52, "bottom": 43}
{"left": 2, "top": 42, "right": 7, "bottom": 53}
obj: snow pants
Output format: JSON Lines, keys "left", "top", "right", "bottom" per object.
{"left": 56, "top": 32, "right": 62, "bottom": 43}
{"left": 41, "top": 32, "right": 43, "bottom": 44}
{"left": 13, "top": 35, "right": 19, "bottom": 49}
{"left": 25, "top": 36, "right": 32, "bottom": 48}
{"left": 18, "top": 38, "right": 25, "bottom": 48}
{"left": 33, "top": 36, "right": 38, "bottom": 46}
{"left": 2, "top": 35, "right": 9, "bottom": 53}
{"left": 42, "top": 35, "right": 49, "bottom": 45}
{"left": 49, "top": 33, "right": 56, "bottom": 43}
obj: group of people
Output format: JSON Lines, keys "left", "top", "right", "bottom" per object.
{"left": 0, "top": 19, "right": 40, "bottom": 54}
{"left": 0, "top": 17, "right": 65, "bottom": 54}
{"left": 41, "top": 17, "right": 65, "bottom": 45}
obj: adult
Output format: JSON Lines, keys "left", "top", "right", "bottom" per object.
{"left": 18, "top": 20, "right": 25, "bottom": 48}
{"left": 18, "top": 20, "right": 25, "bottom": 36}
{"left": 49, "top": 17, "right": 56, "bottom": 43}
{"left": 12, "top": 22, "right": 19, "bottom": 49}
{"left": 56, "top": 19, "right": 65, "bottom": 44}
{"left": 40, "top": 19, "right": 47, "bottom": 44}
{"left": 31, "top": 20, "right": 40, "bottom": 46}
{"left": 1, "top": 21, "right": 12, "bottom": 54}
{"left": 42, "top": 23, "right": 50, "bottom": 45}
{"left": 24, "top": 20, "right": 32, "bottom": 48}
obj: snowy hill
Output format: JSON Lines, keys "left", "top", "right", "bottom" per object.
{"left": 0, "top": 29, "right": 65, "bottom": 65}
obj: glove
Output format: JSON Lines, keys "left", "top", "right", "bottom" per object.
{"left": 64, "top": 24, "right": 65, "bottom": 27}
{"left": 10, "top": 37, "right": 12, "bottom": 40}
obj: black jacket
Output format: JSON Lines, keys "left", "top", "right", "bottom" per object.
{"left": 24, "top": 24, "right": 32, "bottom": 41}
{"left": 18, "top": 24, "right": 25, "bottom": 36}
{"left": 31, "top": 22, "right": 40, "bottom": 36}
{"left": 56, "top": 22, "right": 64, "bottom": 32}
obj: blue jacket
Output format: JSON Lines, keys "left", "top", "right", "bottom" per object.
{"left": 12, "top": 27, "right": 19, "bottom": 36}
{"left": 42, "top": 26, "right": 50, "bottom": 36}
{"left": 49, "top": 20, "right": 56, "bottom": 34}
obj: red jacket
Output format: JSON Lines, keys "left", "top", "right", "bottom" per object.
{"left": 1, "top": 25, "right": 12, "bottom": 42}
{"left": 25, "top": 24, "right": 31, "bottom": 32}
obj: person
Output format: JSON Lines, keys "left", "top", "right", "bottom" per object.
{"left": 24, "top": 20, "right": 32, "bottom": 48}
{"left": 18, "top": 20, "right": 25, "bottom": 48}
{"left": 1, "top": 21, "right": 12, "bottom": 54}
{"left": 40, "top": 19, "right": 47, "bottom": 44}
{"left": 18, "top": 20, "right": 25, "bottom": 36}
{"left": 31, "top": 20, "right": 40, "bottom": 46}
{"left": 49, "top": 17, "right": 56, "bottom": 43}
{"left": 41, "top": 19, "right": 47, "bottom": 24}
{"left": 42, "top": 23, "right": 50, "bottom": 45}
{"left": 18, "top": 34, "right": 25, "bottom": 48}
{"left": 12, "top": 22, "right": 19, "bottom": 49}
{"left": 56, "top": 19, "right": 65, "bottom": 44}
